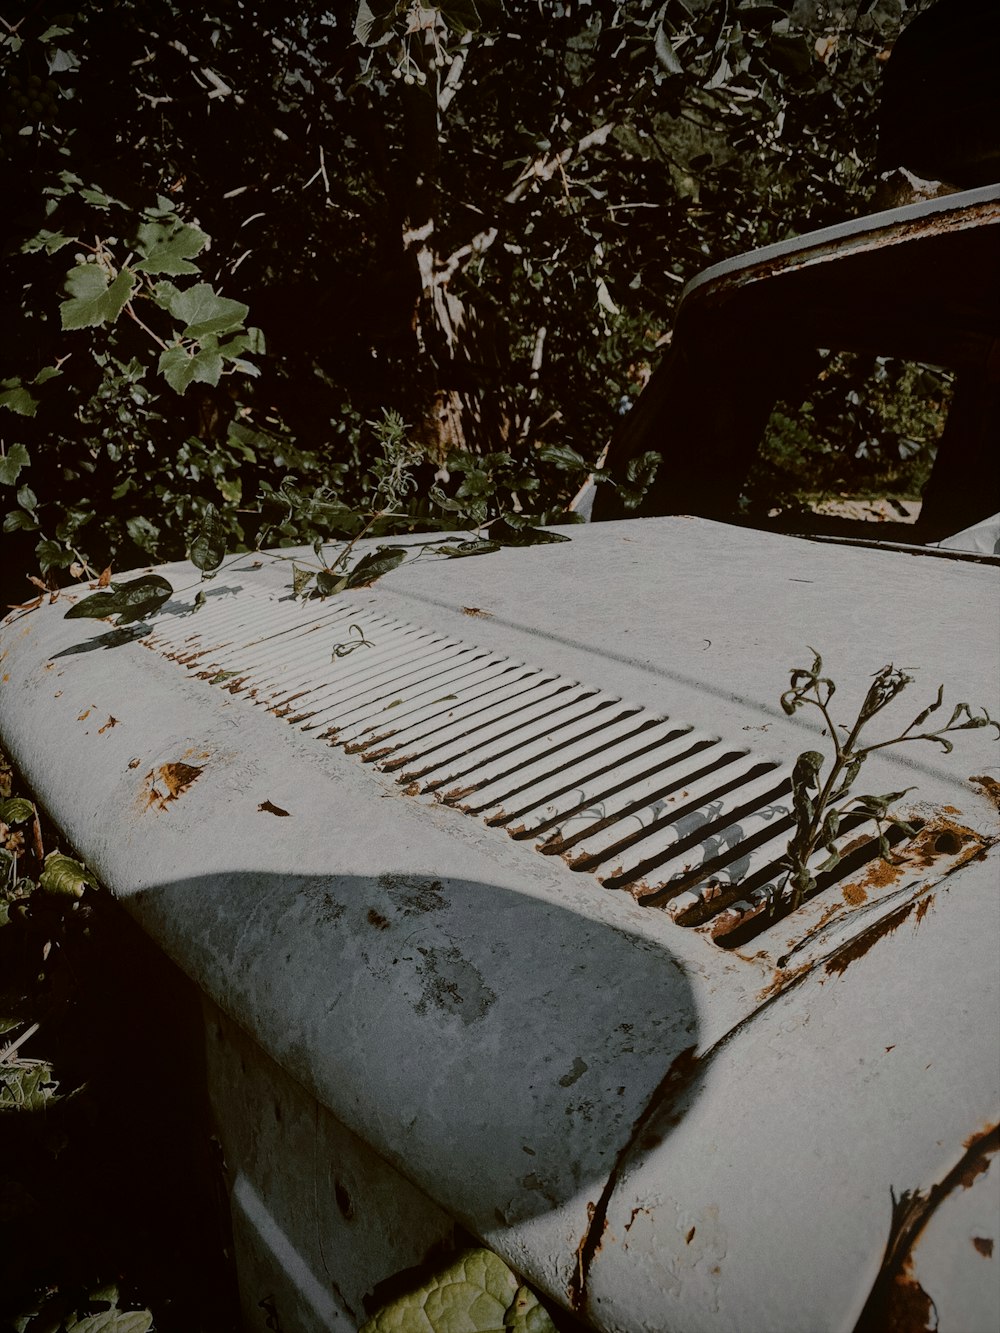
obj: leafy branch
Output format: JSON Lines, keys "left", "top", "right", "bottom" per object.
{"left": 779, "top": 649, "right": 999, "bottom": 908}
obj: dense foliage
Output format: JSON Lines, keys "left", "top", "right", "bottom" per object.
{"left": 1, "top": 0, "right": 935, "bottom": 604}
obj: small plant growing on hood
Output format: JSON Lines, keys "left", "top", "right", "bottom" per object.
{"left": 779, "top": 650, "right": 999, "bottom": 909}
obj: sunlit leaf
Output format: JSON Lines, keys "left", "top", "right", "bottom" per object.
{"left": 436, "top": 539, "right": 502, "bottom": 558}
{"left": 0, "top": 444, "right": 30, "bottom": 485}
{"left": 0, "top": 798, "right": 35, "bottom": 826}
{"left": 0, "top": 1060, "right": 61, "bottom": 1112}
{"left": 166, "top": 282, "right": 248, "bottom": 338}
{"left": 39, "top": 852, "right": 96, "bottom": 898}
{"left": 0, "top": 382, "right": 39, "bottom": 417}
{"left": 133, "top": 222, "right": 208, "bottom": 275}
{"left": 344, "top": 546, "right": 407, "bottom": 587}
{"left": 64, "top": 574, "right": 173, "bottom": 625}
{"left": 489, "top": 518, "right": 570, "bottom": 547}
{"left": 655, "top": 21, "right": 684, "bottom": 75}
{"left": 360, "top": 1247, "right": 555, "bottom": 1333}
{"left": 60, "top": 264, "right": 134, "bottom": 330}
{"left": 189, "top": 502, "right": 227, "bottom": 574}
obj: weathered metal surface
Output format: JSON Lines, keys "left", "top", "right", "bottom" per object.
{"left": 1, "top": 516, "right": 997, "bottom": 1331}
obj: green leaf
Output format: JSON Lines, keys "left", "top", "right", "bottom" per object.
{"left": 39, "top": 852, "right": 96, "bottom": 898}
{"left": 126, "top": 514, "right": 160, "bottom": 553}
{"left": 60, "top": 264, "right": 135, "bottom": 329}
{"left": 133, "top": 222, "right": 208, "bottom": 275}
{"left": 354, "top": 0, "right": 407, "bottom": 46}
{"left": 158, "top": 343, "right": 225, "bottom": 393}
{"left": 436, "top": 539, "right": 502, "bottom": 558}
{"left": 64, "top": 574, "right": 173, "bottom": 625}
{"left": 292, "top": 564, "right": 315, "bottom": 597}
{"left": 0, "top": 1060, "right": 61, "bottom": 1112}
{"left": 66, "top": 1287, "right": 154, "bottom": 1333}
{"left": 36, "top": 537, "right": 73, "bottom": 573}
{"left": 360, "top": 1247, "right": 555, "bottom": 1333}
{"left": 489, "top": 517, "right": 571, "bottom": 547}
{"left": 0, "top": 444, "right": 30, "bottom": 485}
{"left": 21, "top": 228, "right": 76, "bottom": 254}
{"left": 4, "top": 510, "right": 38, "bottom": 533}
{"left": 315, "top": 568, "right": 349, "bottom": 596}
{"left": 655, "top": 21, "right": 684, "bottom": 75}
{"left": 0, "top": 382, "right": 39, "bottom": 417}
{"left": 167, "top": 282, "right": 249, "bottom": 338}
{"left": 79, "top": 186, "right": 118, "bottom": 209}
{"left": 216, "top": 476, "right": 242, "bottom": 505}
{"left": 0, "top": 798, "right": 35, "bottom": 826}
{"left": 537, "top": 445, "right": 588, "bottom": 472}
{"left": 190, "top": 502, "right": 227, "bottom": 574}
{"left": 344, "top": 546, "right": 407, "bottom": 587}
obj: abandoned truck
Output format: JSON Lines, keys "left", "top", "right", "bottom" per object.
{"left": 0, "top": 185, "right": 997, "bottom": 1332}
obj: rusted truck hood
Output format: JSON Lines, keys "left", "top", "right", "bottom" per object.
{"left": 1, "top": 516, "right": 997, "bottom": 1331}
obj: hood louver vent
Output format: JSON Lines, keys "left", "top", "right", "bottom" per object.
{"left": 144, "top": 593, "right": 916, "bottom": 946}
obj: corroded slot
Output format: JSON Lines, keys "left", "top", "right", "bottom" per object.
{"left": 538, "top": 747, "right": 747, "bottom": 860}
{"left": 603, "top": 773, "right": 792, "bottom": 895}
{"left": 710, "top": 820, "right": 921, "bottom": 949}
{"left": 475, "top": 719, "right": 687, "bottom": 823}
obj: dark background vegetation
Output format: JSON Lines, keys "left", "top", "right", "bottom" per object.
{"left": 1, "top": 0, "right": 952, "bottom": 611}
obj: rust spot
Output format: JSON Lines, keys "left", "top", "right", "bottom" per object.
{"left": 461, "top": 606, "right": 492, "bottom": 618}
{"left": 972, "top": 1236, "right": 994, "bottom": 1258}
{"left": 97, "top": 715, "right": 119, "bottom": 734}
{"left": 144, "top": 761, "right": 204, "bottom": 811}
{"left": 623, "top": 1206, "right": 649, "bottom": 1233}
{"left": 825, "top": 900, "right": 915, "bottom": 977}
{"left": 882, "top": 1263, "right": 936, "bottom": 1333}
{"left": 914, "top": 894, "right": 934, "bottom": 924}
{"left": 568, "top": 1044, "right": 698, "bottom": 1311}
{"left": 258, "top": 800, "right": 291, "bottom": 817}
{"left": 855, "top": 1124, "right": 999, "bottom": 1333}
{"left": 963, "top": 1122, "right": 999, "bottom": 1154}
{"left": 842, "top": 882, "right": 868, "bottom": 906}
{"left": 367, "top": 909, "right": 391, "bottom": 930}
{"left": 969, "top": 774, "right": 1000, "bottom": 812}
{"left": 860, "top": 856, "right": 904, "bottom": 889}
{"left": 76, "top": 708, "right": 91, "bottom": 722}
{"left": 441, "top": 784, "right": 476, "bottom": 802}
{"left": 403, "top": 782, "right": 421, "bottom": 797}
{"left": 756, "top": 960, "right": 810, "bottom": 1002}
{"left": 505, "top": 823, "right": 528, "bottom": 837}
{"left": 685, "top": 1226, "right": 696, "bottom": 1244}
{"left": 361, "top": 747, "right": 394, "bottom": 763}
{"left": 127, "top": 758, "right": 141, "bottom": 769}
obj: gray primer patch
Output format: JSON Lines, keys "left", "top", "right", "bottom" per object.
{"left": 414, "top": 945, "right": 496, "bottom": 1025}
{"left": 380, "top": 873, "right": 447, "bottom": 917}
{"left": 558, "top": 1057, "right": 589, "bottom": 1088}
